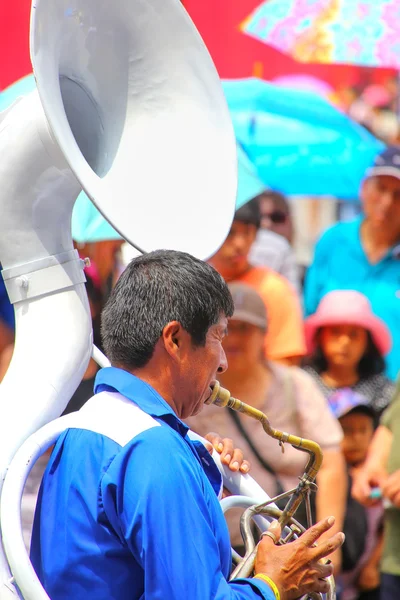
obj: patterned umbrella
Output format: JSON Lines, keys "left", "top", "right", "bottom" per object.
{"left": 242, "top": 0, "right": 400, "bottom": 69}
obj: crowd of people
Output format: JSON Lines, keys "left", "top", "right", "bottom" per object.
{"left": 2, "top": 145, "right": 400, "bottom": 599}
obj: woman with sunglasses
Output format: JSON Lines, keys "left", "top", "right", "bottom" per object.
{"left": 258, "top": 190, "right": 294, "bottom": 243}
{"left": 248, "top": 192, "right": 301, "bottom": 294}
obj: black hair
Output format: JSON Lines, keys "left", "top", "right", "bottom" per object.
{"left": 85, "top": 273, "right": 103, "bottom": 309}
{"left": 101, "top": 249, "right": 234, "bottom": 369}
{"left": 307, "top": 330, "right": 385, "bottom": 378}
{"left": 85, "top": 273, "right": 104, "bottom": 351}
{"left": 341, "top": 406, "right": 375, "bottom": 421}
{"left": 234, "top": 197, "right": 261, "bottom": 229}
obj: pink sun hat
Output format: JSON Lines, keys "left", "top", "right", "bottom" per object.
{"left": 305, "top": 290, "right": 392, "bottom": 356}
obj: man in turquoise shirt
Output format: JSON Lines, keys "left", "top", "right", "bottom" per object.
{"left": 305, "top": 146, "right": 400, "bottom": 381}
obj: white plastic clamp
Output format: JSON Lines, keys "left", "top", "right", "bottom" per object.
{"left": 2, "top": 250, "right": 87, "bottom": 304}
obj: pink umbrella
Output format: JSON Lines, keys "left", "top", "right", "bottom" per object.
{"left": 272, "top": 74, "right": 335, "bottom": 97}
{"left": 362, "top": 84, "right": 391, "bottom": 108}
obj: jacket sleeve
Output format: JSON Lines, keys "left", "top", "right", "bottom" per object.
{"left": 101, "top": 426, "right": 275, "bottom": 600}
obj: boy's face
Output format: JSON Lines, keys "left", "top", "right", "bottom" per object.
{"left": 208, "top": 221, "right": 257, "bottom": 280}
{"left": 339, "top": 410, "right": 374, "bottom": 466}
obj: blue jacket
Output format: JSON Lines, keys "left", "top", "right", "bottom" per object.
{"left": 31, "top": 367, "right": 274, "bottom": 599}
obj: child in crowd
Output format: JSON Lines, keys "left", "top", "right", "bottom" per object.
{"left": 303, "top": 290, "right": 395, "bottom": 425}
{"left": 329, "top": 389, "right": 383, "bottom": 600}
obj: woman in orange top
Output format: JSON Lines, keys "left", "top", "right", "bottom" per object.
{"left": 209, "top": 198, "right": 306, "bottom": 365}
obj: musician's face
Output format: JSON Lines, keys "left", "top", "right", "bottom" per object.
{"left": 176, "top": 314, "right": 229, "bottom": 419}
{"left": 208, "top": 221, "right": 257, "bottom": 280}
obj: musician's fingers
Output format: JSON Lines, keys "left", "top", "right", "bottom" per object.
{"left": 202, "top": 440, "right": 214, "bottom": 456}
{"left": 239, "top": 460, "right": 250, "bottom": 474}
{"left": 204, "top": 433, "right": 235, "bottom": 464}
{"left": 204, "top": 432, "right": 223, "bottom": 452}
{"left": 300, "top": 516, "right": 337, "bottom": 547}
{"left": 203, "top": 433, "right": 250, "bottom": 472}
{"left": 312, "top": 532, "right": 346, "bottom": 562}
{"left": 313, "top": 560, "right": 334, "bottom": 580}
{"left": 228, "top": 447, "right": 245, "bottom": 471}
{"left": 310, "top": 577, "right": 331, "bottom": 595}
{"left": 259, "top": 519, "right": 282, "bottom": 546}
{"left": 218, "top": 438, "right": 235, "bottom": 465}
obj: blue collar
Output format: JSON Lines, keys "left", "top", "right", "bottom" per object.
{"left": 94, "top": 367, "right": 189, "bottom": 437}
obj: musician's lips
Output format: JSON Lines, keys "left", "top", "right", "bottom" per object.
{"left": 205, "top": 382, "right": 216, "bottom": 402}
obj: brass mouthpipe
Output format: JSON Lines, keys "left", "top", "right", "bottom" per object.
{"left": 206, "top": 381, "right": 323, "bottom": 483}
{"left": 208, "top": 383, "right": 336, "bottom": 598}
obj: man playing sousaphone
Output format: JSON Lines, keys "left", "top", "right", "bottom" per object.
{"left": 30, "top": 250, "right": 344, "bottom": 599}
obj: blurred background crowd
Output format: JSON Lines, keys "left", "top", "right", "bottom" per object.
{"left": 3, "top": 1, "right": 400, "bottom": 599}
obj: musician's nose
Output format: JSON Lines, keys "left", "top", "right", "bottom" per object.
{"left": 217, "top": 346, "right": 228, "bottom": 374}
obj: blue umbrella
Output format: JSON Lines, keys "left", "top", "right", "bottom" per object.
{"left": 235, "top": 143, "right": 265, "bottom": 209}
{"left": 0, "top": 74, "right": 36, "bottom": 111}
{"left": 71, "top": 193, "right": 121, "bottom": 243}
{"left": 223, "top": 78, "right": 385, "bottom": 200}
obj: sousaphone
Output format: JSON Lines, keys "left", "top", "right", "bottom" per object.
{"left": 0, "top": 0, "right": 236, "bottom": 597}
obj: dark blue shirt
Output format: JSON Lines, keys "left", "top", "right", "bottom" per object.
{"left": 31, "top": 367, "right": 273, "bottom": 599}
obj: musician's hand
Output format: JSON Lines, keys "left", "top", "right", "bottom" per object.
{"left": 254, "top": 517, "right": 345, "bottom": 600}
{"left": 204, "top": 432, "right": 250, "bottom": 473}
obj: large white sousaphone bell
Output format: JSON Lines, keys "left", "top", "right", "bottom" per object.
{"left": 0, "top": 0, "right": 239, "bottom": 597}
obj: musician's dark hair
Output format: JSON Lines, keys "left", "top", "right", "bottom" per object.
{"left": 85, "top": 273, "right": 103, "bottom": 351}
{"left": 307, "top": 329, "right": 385, "bottom": 378}
{"left": 101, "top": 249, "right": 234, "bottom": 369}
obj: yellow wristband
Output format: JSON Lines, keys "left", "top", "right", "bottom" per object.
{"left": 253, "top": 574, "right": 281, "bottom": 600}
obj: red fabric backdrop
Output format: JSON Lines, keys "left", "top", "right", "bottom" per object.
{"left": 0, "top": 0, "right": 31, "bottom": 89}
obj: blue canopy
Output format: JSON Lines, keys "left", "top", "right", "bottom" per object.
{"left": 223, "top": 78, "right": 385, "bottom": 200}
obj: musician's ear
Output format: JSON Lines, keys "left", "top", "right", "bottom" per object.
{"left": 162, "top": 321, "right": 184, "bottom": 360}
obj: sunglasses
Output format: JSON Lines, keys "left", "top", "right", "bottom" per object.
{"left": 262, "top": 210, "right": 288, "bottom": 224}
